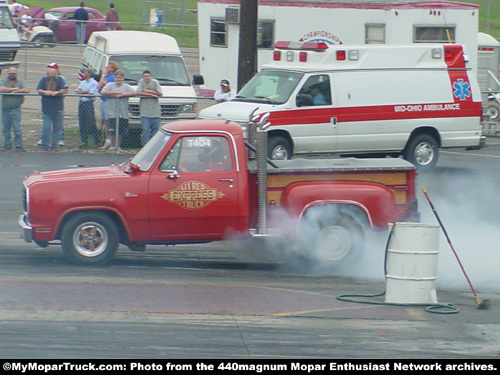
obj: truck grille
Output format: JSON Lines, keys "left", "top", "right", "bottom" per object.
{"left": 128, "top": 104, "right": 183, "bottom": 118}
{"left": 0, "top": 50, "right": 17, "bottom": 62}
{"left": 22, "top": 186, "right": 27, "bottom": 213}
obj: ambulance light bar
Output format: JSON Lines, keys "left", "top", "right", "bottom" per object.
{"left": 273, "top": 44, "right": 451, "bottom": 63}
{"left": 273, "top": 41, "right": 329, "bottom": 62}
{"left": 274, "top": 41, "right": 329, "bottom": 51}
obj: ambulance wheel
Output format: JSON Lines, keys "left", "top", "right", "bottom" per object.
{"left": 403, "top": 134, "right": 438, "bottom": 171}
{"left": 268, "top": 136, "right": 292, "bottom": 160}
{"left": 486, "top": 102, "right": 500, "bottom": 122}
{"left": 301, "top": 209, "right": 366, "bottom": 269}
{"left": 61, "top": 212, "right": 119, "bottom": 266}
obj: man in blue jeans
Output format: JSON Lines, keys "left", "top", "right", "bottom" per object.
{"left": 137, "top": 70, "right": 162, "bottom": 146}
{"left": 74, "top": 2, "right": 89, "bottom": 44}
{"left": 0, "top": 67, "right": 29, "bottom": 151}
{"left": 76, "top": 68, "right": 100, "bottom": 147}
{"left": 37, "top": 68, "right": 68, "bottom": 151}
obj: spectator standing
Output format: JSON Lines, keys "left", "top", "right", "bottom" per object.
{"left": 76, "top": 68, "right": 100, "bottom": 148}
{"left": 97, "top": 61, "right": 118, "bottom": 149}
{"left": 0, "top": 67, "right": 29, "bottom": 151}
{"left": 214, "top": 79, "right": 236, "bottom": 103}
{"left": 101, "top": 70, "right": 136, "bottom": 150}
{"left": 37, "top": 68, "right": 68, "bottom": 151}
{"left": 37, "top": 63, "right": 68, "bottom": 146}
{"left": 74, "top": 2, "right": 88, "bottom": 45}
{"left": 137, "top": 70, "right": 162, "bottom": 146}
{"left": 105, "top": 3, "right": 119, "bottom": 31}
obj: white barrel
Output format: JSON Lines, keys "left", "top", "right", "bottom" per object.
{"left": 385, "top": 222, "right": 440, "bottom": 304}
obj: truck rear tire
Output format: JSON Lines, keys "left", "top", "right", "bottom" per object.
{"left": 61, "top": 212, "right": 119, "bottom": 266}
{"left": 301, "top": 209, "right": 366, "bottom": 269}
{"left": 403, "top": 134, "right": 438, "bottom": 171}
{"left": 268, "top": 136, "right": 292, "bottom": 160}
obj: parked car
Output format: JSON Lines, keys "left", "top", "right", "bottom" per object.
{"left": 45, "top": 7, "right": 122, "bottom": 43}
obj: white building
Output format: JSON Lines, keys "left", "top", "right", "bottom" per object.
{"left": 197, "top": 0, "right": 479, "bottom": 94}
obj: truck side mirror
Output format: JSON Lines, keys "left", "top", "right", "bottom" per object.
{"left": 192, "top": 75, "right": 204, "bottom": 85}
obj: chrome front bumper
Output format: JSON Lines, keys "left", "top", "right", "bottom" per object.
{"left": 18, "top": 214, "right": 33, "bottom": 243}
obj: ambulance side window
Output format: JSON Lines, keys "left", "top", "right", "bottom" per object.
{"left": 296, "top": 75, "right": 332, "bottom": 107}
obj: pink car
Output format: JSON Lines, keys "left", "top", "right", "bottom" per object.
{"left": 45, "top": 7, "right": 122, "bottom": 43}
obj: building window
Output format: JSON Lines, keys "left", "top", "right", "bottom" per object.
{"left": 414, "top": 26, "right": 456, "bottom": 43}
{"left": 365, "top": 24, "right": 386, "bottom": 44}
{"left": 210, "top": 18, "right": 227, "bottom": 47}
{"left": 258, "top": 20, "right": 275, "bottom": 49}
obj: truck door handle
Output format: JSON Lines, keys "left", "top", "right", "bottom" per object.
{"left": 167, "top": 170, "right": 180, "bottom": 179}
{"left": 219, "top": 178, "right": 234, "bottom": 183}
{"left": 331, "top": 117, "right": 337, "bottom": 125}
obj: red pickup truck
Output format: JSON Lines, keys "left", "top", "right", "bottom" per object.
{"left": 19, "top": 120, "right": 419, "bottom": 266}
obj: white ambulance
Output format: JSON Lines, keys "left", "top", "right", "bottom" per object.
{"left": 198, "top": 42, "right": 485, "bottom": 170}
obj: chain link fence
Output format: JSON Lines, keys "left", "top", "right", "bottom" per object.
{"left": 3, "top": 34, "right": 219, "bottom": 153}
{"left": 1, "top": 91, "right": 216, "bottom": 153}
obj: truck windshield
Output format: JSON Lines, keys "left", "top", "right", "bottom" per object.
{"left": 110, "top": 55, "right": 190, "bottom": 86}
{"left": 235, "top": 70, "right": 303, "bottom": 104}
{"left": 131, "top": 130, "right": 172, "bottom": 171}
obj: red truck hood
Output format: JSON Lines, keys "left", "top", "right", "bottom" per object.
{"left": 24, "top": 165, "right": 127, "bottom": 186}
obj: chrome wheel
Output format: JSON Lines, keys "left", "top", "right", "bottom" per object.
{"left": 62, "top": 212, "right": 119, "bottom": 266}
{"left": 268, "top": 136, "right": 292, "bottom": 160}
{"left": 414, "top": 141, "right": 435, "bottom": 166}
{"left": 403, "top": 134, "right": 439, "bottom": 171}
{"left": 72, "top": 221, "right": 108, "bottom": 258}
{"left": 271, "top": 144, "right": 289, "bottom": 160}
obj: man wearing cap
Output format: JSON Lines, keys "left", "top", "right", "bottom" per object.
{"left": 37, "top": 68, "right": 68, "bottom": 151}
{"left": 76, "top": 68, "right": 100, "bottom": 148}
{"left": 0, "top": 67, "right": 29, "bottom": 151}
{"left": 214, "top": 79, "right": 236, "bottom": 103}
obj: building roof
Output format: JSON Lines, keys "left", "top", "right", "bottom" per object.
{"left": 198, "top": 0, "right": 478, "bottom": 10}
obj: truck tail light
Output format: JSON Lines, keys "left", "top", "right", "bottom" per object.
{"left": 336, "top": 50, "right": 346, "bottom": 60}
{"left": 273, "top": 50, "right": 281, "bottom": 61}
{"left": 299, "top": 52, "right": 307, "bottom": 62}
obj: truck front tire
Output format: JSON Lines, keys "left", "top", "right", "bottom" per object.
{"left": 403, "top": 134, "right": 438, "bottom": 171}
{"left": 61, "top": 212, "right": 119, "bottom": 266}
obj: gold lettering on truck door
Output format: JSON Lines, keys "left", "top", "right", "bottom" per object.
{"left": 161, "top": 181, "right": 225, "bottom": 210}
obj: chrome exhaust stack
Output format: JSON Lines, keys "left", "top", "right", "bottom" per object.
{"left": 256, "top": 113, "right": 271, "bottom": 234}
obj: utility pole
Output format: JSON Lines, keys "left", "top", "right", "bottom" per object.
{"left": 237, "top": 0, "right": 258, "bottom": 91}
